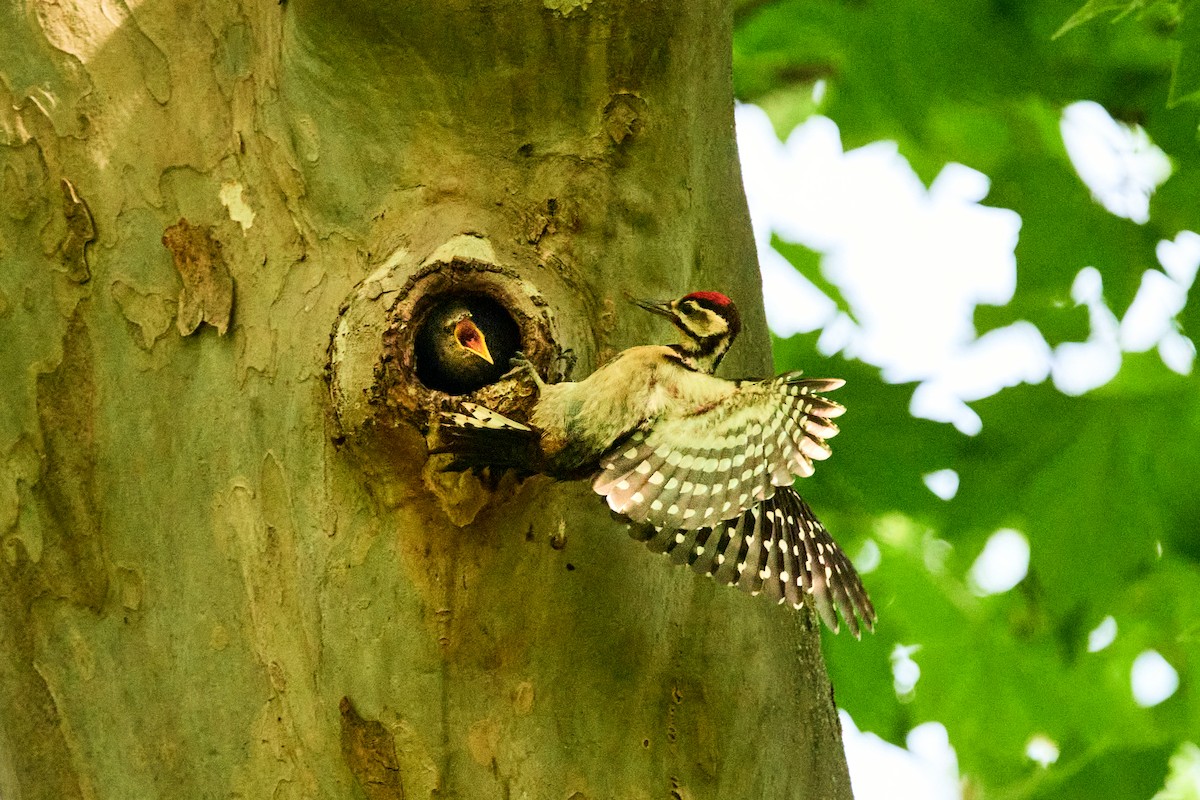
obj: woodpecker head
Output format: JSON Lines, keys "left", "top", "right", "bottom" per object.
{"left": 632, "top": 291, "right": 742, "bottom": 372}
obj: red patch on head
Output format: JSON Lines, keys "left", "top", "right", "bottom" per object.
{"left": 682, "top": 291, "right": 733, "bottom": 308}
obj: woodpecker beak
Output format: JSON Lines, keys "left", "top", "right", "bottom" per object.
{"left": 630, "top": 296, "right": 676, "bottom": 320}
{"left": 454, "top": 318, "right": 494, "bottom": 364}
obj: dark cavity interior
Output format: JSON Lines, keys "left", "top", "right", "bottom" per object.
{"left": 414, "top": 293, "right": 521, "bottom": 395}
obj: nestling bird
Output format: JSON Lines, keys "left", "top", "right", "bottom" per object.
{"left": 414, "top": 295, "right": 519, "bottom": 395}
{"left": 434, "top": 291, "right": 875, "bottom": 635}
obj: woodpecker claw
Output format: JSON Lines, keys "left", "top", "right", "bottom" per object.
{"left": 503, "top": 352, "right": 546, "bottom": 391}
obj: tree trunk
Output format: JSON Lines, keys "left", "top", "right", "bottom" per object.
{"left": 0, "top": 1, "right": 854, "bottom": 797}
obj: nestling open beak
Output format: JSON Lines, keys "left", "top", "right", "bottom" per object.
{"left": 630, "top": 296, "right": 676, "bottom": 320}
{"left": 454, "top": 318, "right": 494, "bottom": 364}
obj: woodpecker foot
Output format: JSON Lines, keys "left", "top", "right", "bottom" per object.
{"left": 553, "top": 348, "right": 577, "bottom": 381}
{"left": 503, "top": 352, "right": 546, "bottom": 391}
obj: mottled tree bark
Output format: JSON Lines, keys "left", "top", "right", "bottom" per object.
{"left": 0, "top": 1, "right": 854, "bottom": 797}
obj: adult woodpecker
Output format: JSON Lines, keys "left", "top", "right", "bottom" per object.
{"left": 434, "top": 291, "right": 875, "bottom": 635}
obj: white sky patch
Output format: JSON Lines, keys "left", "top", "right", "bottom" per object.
{"left": 219, "top": 180, "right": 256, "bottom": 231}
{"left": 759, "top": 248, "right": 838, "bottom": 336}
{"left": 1087, "top": 615, "right": 1118, "bottom": 652}
{"left": 841, "top": 712, "right": 962, "bottom": 800}
{"left": 738, "top": 103, "right": 1192, "bottom": 422}
{"left": 1052, "top": 267, "right": 1122, "bottom": 395}
{"left": 1159, "top": 332, "right": 1196, "bottom": 374}
{"left": 1119, "top": 231, "right": 1200, "bottom": 374}
{"left": 1132, "top": 650, "right": 1180, "bottom": 707}
{"left": 891, "top": 644, "right": 922, "bottom": 699}
{"left": 1026, "top": 734, "right": 1060, "bottom": 767}
{"left": 1052, "top": 247, "right": 1197, "bottom": 388}
{"left": 812, "top": 79, "right": 828, "bottom": 105}
{"left": 856, "top": 538, "right": 882, "bottom": 574}
{"left": 912, "top": 321, "right": 1052, "bottom": 434}
{"left": 1122, "top": 269, "right": 1188, "bottom": 350}
{"left": 1153, "top": 742, "right": 1200, "bottom": 800}
{"left": 968, "top": 529, "right": 1030, "bottom": 596}
{"left": 1061, "top": 101, "right": 1172, "bottom": 225}
{"left": 736, "top": 104, "right": 1044, "bottom": 434}
{"left": 1159, "top": 230, "right": 1200, "bottom": 286}
{"left": 923, "top": 469, "right": 959, "bottom": 500}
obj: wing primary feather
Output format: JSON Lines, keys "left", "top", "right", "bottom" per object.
{"left": 642, "top": 525, "right": 675, "bottom": 554}
{"left": 593, "top": 368, "right": 872, "bottom": 631}
{"left": 647, "top": 448, "right": 690, "bottom": 528}
{"left": 784, "top": 489, "right": 876, "bottom": 636}
{"left": 775, "top": 501, "right": 804, "bottom": 608}
{"left": 666, "top": 527, "right": 700, "bottom": 565}
{"left": 781, "top": 488, "right": 840, "bottom": 631}
{"left": 592, "top": 374, "right": 847, "bottom": 531}
{"left": 673, "top": 446, "right": 719, "bottom": 528}
{"left": 602, "top": 448, "right": 666, "bottom": 520}
{"left": 735, "top": 512, "right": 768, "bottom": 596}
{"left": 710, "top": 515, "right": 746, "bottom": 585}
{"left": 761, "top": 515, "right": 786, "bottom": 603}
{"left": 623, "top": 486, "right": 876, "bottom": 635}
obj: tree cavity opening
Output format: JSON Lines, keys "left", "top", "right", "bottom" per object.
{"left": 413, "top": 292, "right": 521, "bottom": 395}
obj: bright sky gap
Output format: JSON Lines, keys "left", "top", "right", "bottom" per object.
{"left": 737, "top": 97, "right": 1193, "bottom": 799}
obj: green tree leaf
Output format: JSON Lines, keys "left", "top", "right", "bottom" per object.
{"left": 742, "top": 2, "right": 1200, "bottom": 794}
{"left": 1055, "top": 0, "right": 1148, "bottom": 39}
{"left": 1170, "top": 3, "right": 1200, "bottom": 105}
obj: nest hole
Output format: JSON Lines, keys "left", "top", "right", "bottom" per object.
{"left": 413, "top": 292, "right": 521, "bottom": 395}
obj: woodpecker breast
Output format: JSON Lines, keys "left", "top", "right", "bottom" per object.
{"left": 529, "top": 345, "right": 738, "bottom": 470}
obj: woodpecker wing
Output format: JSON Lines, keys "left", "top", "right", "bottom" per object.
{"left": 432, "top": 403, "right": 540, "bottom": 473}
{"left": 593, "top": 372, "right": 844, "bottom": 531}
{"left": 631, "top": 486, "right": 875, "bottom": 636}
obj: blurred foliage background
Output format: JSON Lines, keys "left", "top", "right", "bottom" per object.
{"left": 732, "top": 1, "right": 1200, "bottom": 798}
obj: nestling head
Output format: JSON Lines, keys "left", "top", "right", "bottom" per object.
{"left": 450, "top": 313, "right": 494, "bottom": 364}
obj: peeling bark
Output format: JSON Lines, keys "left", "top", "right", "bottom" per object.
{"left": 32, "top": 306, "right": 108, "bottom": 611}
{"left": 162, "top": 219, "right": 235, "bottom": 336}
{"left": 0, "top": 1, "right": 855, "bottom": 797}
{"left": 58, "top": 179, "right": 95, "bottom": 283}
{"left": 341, "top": 697, "right": 406, "bottom": 800}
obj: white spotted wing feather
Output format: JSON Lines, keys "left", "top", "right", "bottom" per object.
{"left": 631, "top": 486, "right": 875, "bottom": 636}
{"left": 593, "top": 373, "right": 844, "bottom": 530}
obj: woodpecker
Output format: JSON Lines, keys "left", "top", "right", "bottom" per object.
{"left": 415, "top": 296, "right": 517, "bottom": 395}
{"left": 434, "top": 291, "right": 875, "bottom": 635}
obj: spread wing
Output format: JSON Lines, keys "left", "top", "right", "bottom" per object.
{"left": 592, "top": 372, "right": 844, "bottom": 531}
{"left": 631, "top": 487, "right": 875, "bottom": 636}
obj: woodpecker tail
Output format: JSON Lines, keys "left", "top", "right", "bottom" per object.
{"left": 631, "top": 486, "right": 875, "bottom": 636}
{"left": 431, "top": 402, "right": 541, "bottom": 473}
